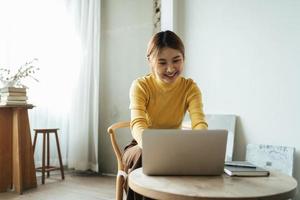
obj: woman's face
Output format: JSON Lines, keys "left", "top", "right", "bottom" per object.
{"left": 150, "top": 47, "right": 184, "bottom": 84}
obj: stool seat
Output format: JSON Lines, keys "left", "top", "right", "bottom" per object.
{"left": 33, "top": 128, "right": 64, "bottom": 184}
{"left": 34, "top": 128, "right": 59, "bottom": 132}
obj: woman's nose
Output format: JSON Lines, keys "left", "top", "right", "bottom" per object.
{"left": 166, "top": 65, "right": 175, "bottom": 73}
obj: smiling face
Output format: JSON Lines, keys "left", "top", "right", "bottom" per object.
{"left": 150, "top": 47, "right": 184, "bottom": 84}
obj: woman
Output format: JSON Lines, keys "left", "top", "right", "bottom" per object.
{"left": 123, "top": 30, "right": 208, "bottom": 200}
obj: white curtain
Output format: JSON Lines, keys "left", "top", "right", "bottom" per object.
{"left": 0, "top": 0, "right": 100, "bottom": 171}
{"left": 65, "top": 0, "right": 100, "bottom": 171}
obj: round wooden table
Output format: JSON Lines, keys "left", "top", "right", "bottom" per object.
{"left": 128, "top": 168, "right": 297, "bottom": 200}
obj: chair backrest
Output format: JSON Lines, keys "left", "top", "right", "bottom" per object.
{"left": 246, "top": 143, "right": 295, "bottom": 176}
{"left": 107, "top": 121, "right": 131, "bottom": 171}
{"left": 114, "top": 126, "right": 133, "bottom": 153}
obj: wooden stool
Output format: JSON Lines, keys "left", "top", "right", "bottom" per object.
{"left": 32, "top": 128, "right": 65, "bottom": 184}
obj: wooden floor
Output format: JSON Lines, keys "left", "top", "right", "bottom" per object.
{"left": 0, "top": 171, "right": 116, "bottom": 200}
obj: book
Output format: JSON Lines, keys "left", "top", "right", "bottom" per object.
{"left": 0, "top": 87, "right": 26, "bottom": 93}
{"left": 0, "top": 92, "right": 27, "bottom": 96}
{"left": 225, "top": 161, "right": 256, "bottom": 168}
{"left": 0, "top": 100, "right": 27, "bottom": 106}
{"left": 0, "top": 96, "right": 28, "bottom": 101}
{"left": 224, "top": 165, "right": 270, "bottom": 177}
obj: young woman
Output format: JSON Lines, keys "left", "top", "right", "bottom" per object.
{"left": 122, "top": 30, "right": 208, "bottom": 200}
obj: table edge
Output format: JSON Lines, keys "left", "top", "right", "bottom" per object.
{"left": 128, "top": 168, "right": 298, "bottom": 200}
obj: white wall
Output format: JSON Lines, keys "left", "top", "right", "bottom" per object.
{"left": 99, "top": 0, "right": 153, "bottom": 173}
{"left": 161, "top": 0, "right": 173, "bottom": 31}
{"left": 175, "top": 0, "right": 300, "bottom": 199}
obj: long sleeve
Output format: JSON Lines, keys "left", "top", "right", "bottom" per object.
{"left": 187, "top": 82, "right": 208, "bottom": 129}
{"left": 129, "top": 80, "right": 149, "bottom": 147}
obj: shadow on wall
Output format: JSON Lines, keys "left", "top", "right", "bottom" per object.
{"left": 233, "top": 116, "right": 247, "bottom": 161}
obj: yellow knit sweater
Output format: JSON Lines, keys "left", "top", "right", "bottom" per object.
{"left": 129, "top": 74, "right": 208, "bottom": 147}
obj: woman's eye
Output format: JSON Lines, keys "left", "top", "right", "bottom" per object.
{"left": 173, "top": 60, "right": 181, "bottom": 63}
{"left": 158, "top": 62, "right": 167, "bottom": 65}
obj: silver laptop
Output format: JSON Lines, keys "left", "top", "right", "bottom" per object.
{"left": 142, "top": 129, "right": 228, "bottom": 176}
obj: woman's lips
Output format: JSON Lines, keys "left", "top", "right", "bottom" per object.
{"left": 164, "top": 71, "right": 178, "bottom": 78}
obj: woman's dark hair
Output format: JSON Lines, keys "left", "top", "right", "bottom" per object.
{"left": 147, "top": 30, "right": 185, "bottom": 61}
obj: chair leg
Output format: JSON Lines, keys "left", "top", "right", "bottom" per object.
{"left": 42, "top": 133, "right": 46, "bottom": 184}
{"left": 116, "top": 175, "right": 125, "bottom": 200}
{"left": 54, "top": 131, "right": 64, "bottom": 180}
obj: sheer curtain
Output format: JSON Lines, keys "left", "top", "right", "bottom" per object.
{"left": 0, "top": 0, "right": 100, "bottom": 171}
{"left": 65, "top": 0, "right": 100, "bottom": 171}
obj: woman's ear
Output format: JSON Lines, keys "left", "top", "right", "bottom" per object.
{"left": 147, "top": 57, "right": 153, "bottom": 66}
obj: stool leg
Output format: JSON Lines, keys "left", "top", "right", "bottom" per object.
{"left": 42, "top": 133, "right": 46, "bottom": 184}
{"left": 32, "top": 131, "right": 38, "bottom": 185}
{"left": 54, "top": 131, "right": 65, "bottom": 180}
{"left": 33, "top": 132, "right": 38, "bottom": 152}
{"left": 47, "top": 132, "right": 50, "bottom": 178}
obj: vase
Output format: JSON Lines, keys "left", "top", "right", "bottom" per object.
{"left": 0, "top": 80, "right": 20, "bottom": 88}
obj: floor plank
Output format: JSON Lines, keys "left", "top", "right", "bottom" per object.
{"left": 0, "top": 171, "right": 116, "bottom": 200}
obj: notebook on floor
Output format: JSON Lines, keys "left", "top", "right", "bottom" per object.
{"left": 142, "top": 129, "right": 228, "bottom": 176}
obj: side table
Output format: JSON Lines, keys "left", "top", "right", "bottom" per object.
{"left": 0, "top": 105, "right": 37, "bottom": 194}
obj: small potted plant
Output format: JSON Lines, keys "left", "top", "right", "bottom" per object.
{"left": 0, "top": 58, "right": 39, "bottom": 89}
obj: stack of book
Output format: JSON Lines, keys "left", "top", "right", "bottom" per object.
{"left": 0, "top": 87, "right": 28, "bottom": 106}
{"left": 224, "top": 161, "right": 270, "bottom": 177}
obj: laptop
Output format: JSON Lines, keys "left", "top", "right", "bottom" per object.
{"left": 142, "top": 129, "right": 228, "bottom": 176}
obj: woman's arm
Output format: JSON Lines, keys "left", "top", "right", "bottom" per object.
{"left": 129, "top": 80, "right": 149, "bottom": 147}
{"left": 187, "top": 82, "right": 208, "bottom": 129}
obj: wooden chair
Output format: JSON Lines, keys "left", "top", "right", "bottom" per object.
{"left": 107, "top": 121, "right": 131, "bottom": 200}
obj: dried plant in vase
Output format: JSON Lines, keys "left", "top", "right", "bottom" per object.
{"left": 0, "top": 58, "right": 40, "bottom": 88}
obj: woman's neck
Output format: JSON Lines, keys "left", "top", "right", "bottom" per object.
{"left": 151, "top": 74, "right": 181, "bottom": 91}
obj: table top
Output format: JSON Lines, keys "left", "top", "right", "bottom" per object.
{"left": 129, "top": 168, "right": 298, "bottom": 200}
